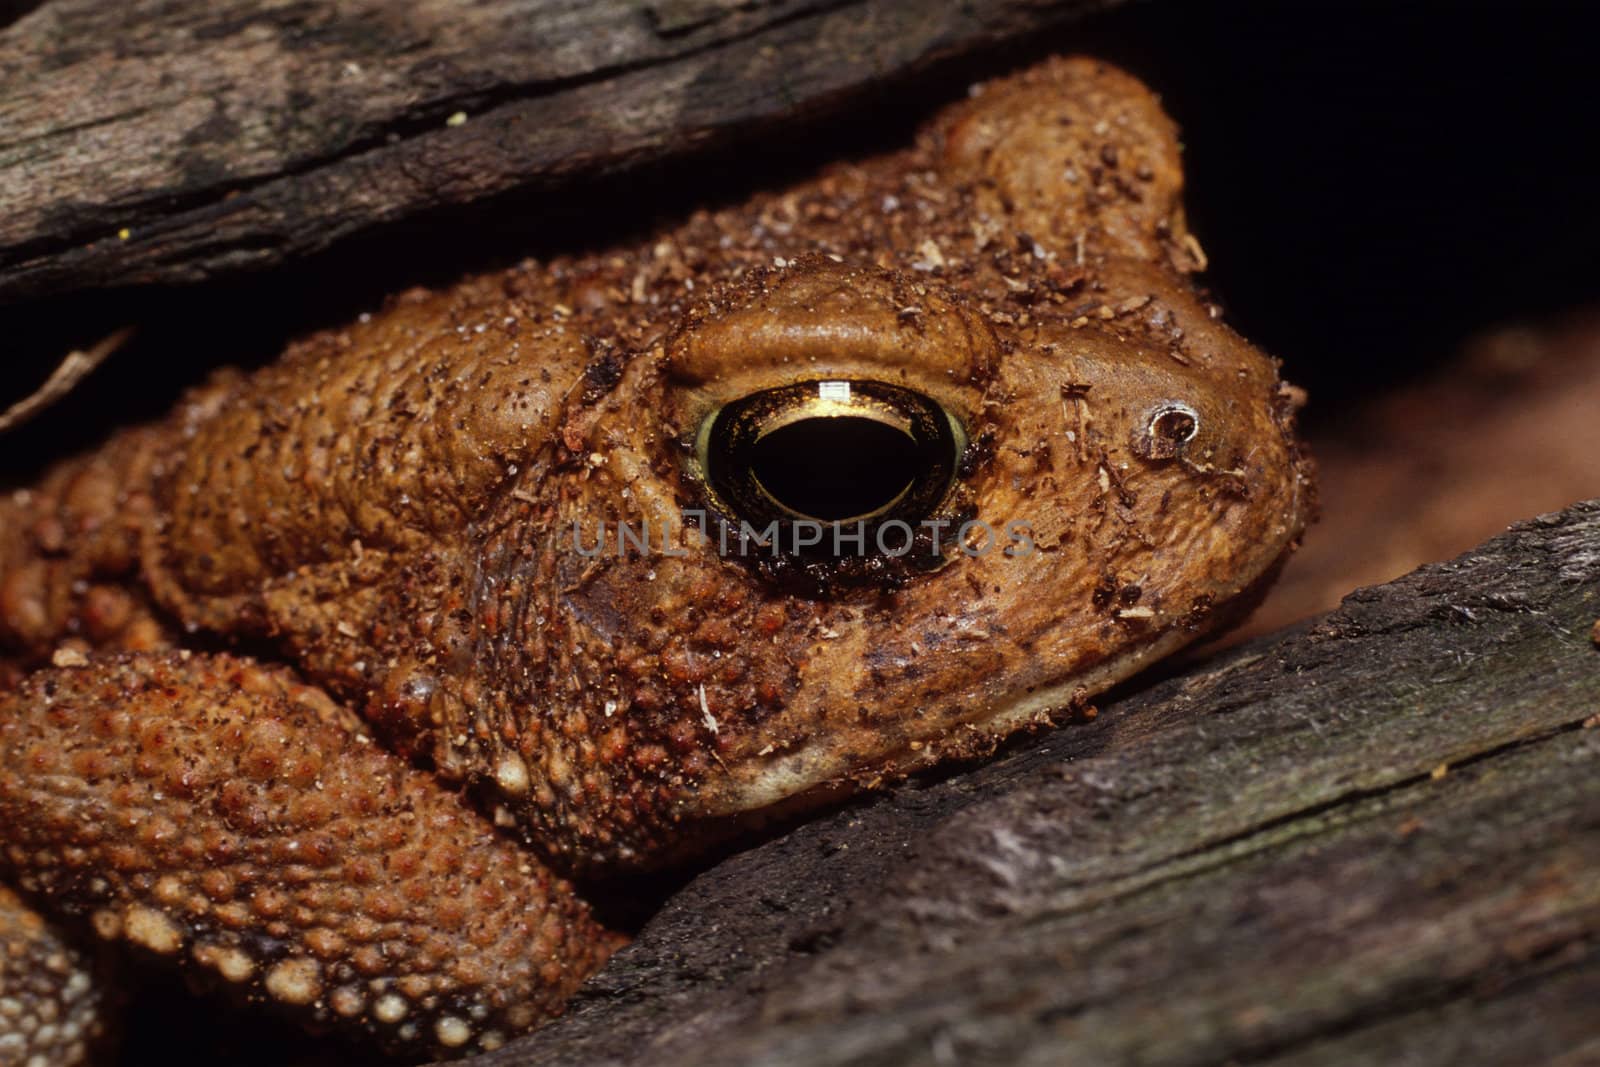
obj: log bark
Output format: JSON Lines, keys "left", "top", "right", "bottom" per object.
{"left": 461, "top": 500, "right": 1600, "bottom": 1067}
{"left": 0, "top": 0, "right": 1120, "bottom": 305}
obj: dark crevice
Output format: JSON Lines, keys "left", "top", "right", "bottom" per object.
{"left": 993, "top": 712, "right": 1598, "bottom": 928}
{"left": 1146, "top": 714, "right": 1592, "bottom": 877}
{"left": 1224, "top": 940, "right": 1600, "bottom": 1065}
{"left": 0, "top": 103, "right": 159, "bottom": 152}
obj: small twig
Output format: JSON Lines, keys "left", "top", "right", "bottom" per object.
{"left": 0, "top": 327, "right": 134, "bottom": 434}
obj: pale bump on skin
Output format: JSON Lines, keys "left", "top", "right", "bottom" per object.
{"left": 494, "top": 751, "right": 532, "bottom": 798}
{"left": 328, "top": 984, "right": 366, "bottom": 1019}
{"left": 264, "top": 958, "right": 324, "bottom": 1007}
{"left": 192, "top": 943, "right": 255, "bottom": 984}
{"left": 122, "top": 906, "right": 182, "bottom": 956}
{"left": 435, "top": 1015, "right": 473, "bottom": 1049}
{"left": 373, "top": 992, "right": 409, "bottom": 1025}
{"left": 0, "top": 887, "right": 110, "bottom": 1067}
{"left": 0, "top": 57, "right": 1312, "bottom": 1060}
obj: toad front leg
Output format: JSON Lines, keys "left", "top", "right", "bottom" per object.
{"left": 0, "top": 652, "right": 622, "bottom": 1061}
{"left": 0, "top": 885, "right": 110, "bottom": 1066}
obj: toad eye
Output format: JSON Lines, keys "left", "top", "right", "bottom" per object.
{"left": 695, "top": 380, "right": 965, "bottom": 530}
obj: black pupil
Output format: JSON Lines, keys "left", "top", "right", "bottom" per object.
{"left": 750, "top": 416, "right": 919, "bottom": 522}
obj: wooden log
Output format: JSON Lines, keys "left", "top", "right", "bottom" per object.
{"left": 0, "top": 0, "right": 1120, "bottom": 305}
{"left": 460, "top": 500, "right": 1600, "bottom": 1067}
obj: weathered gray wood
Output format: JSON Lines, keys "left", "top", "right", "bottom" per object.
{"left": 461, "top": 500, "right": 1600, "bottom": 1067}
{"left": 0, "top": 0, "right": 1120, "bottom": 305}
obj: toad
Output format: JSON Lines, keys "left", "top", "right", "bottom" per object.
{"left": 0, "top": 58, "right": 1312, "bottom": 1063}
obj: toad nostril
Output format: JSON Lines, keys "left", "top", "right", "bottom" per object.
{"left": 697, "top": 380, "right": 963, "bottom": 535}
{"left": 1133, "top": 401, "right": 1200, "bottom": 461}
{"left": 1151, "top": 403, "right": 1199, "bottom": 445}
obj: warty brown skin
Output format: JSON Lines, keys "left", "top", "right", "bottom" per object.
{"left": 0, "top": 57, "right": 1313, "bottom": 1061}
